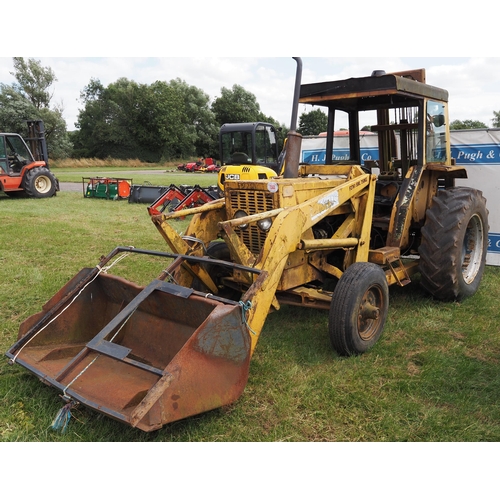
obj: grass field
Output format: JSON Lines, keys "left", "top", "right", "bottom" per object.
{"left": 1, "top": 172, "right": 500, "bottom": 444}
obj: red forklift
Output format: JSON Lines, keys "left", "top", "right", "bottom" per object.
{"left": 0, "top": 120, "right": 59, "bottom": 198}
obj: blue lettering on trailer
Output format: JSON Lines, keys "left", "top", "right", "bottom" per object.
{"left": 489, "top": 233, "right": 500, "bottom": 253}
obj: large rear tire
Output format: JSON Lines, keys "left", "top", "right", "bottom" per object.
{"left": 329, "top": 262, "right": 389, "bottom": 356}
{"left": 418, "top": 187, "right": 488, "bottom": 301}
{"left": 23, "top": 167, "right": 57, "bottom": 198}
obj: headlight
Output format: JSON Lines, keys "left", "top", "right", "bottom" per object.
{"left": 257, "top": 218, "right": 272, "bottom": 232}
{"left": 234, "top": 210, "right": 248, "bottom": 229}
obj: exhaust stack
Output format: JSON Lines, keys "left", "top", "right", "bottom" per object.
{"left": 284, "top": 57, "right": 303, "bottom": 179}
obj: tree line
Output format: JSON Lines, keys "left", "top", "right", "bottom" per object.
{"left": 0, "top": 58, "right": 72, "bottom": 159}
{"left": 2, "top": 58, "right": 500, "bottom": 162}
{"left": 0, "top": 58, "right": 289, "bottom": 162}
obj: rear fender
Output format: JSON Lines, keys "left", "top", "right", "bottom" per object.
{"left": 19, "top": 161, "right": 47, "bottom": 178}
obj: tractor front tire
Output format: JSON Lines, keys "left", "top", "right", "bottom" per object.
{"left": 329, "top": 262, "right": 389, "bottom": 356}
{"left": 23, "top": 167, "right": 57, "bottom": 198}
{"left": 418, "top": 187, "right": 488, "bottom": 301}
{"left": 192, "top": 241, "right": 242, "bottom": 301}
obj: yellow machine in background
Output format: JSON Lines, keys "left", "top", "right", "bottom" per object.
{"left": 217, "top": 121, "right": 283, "bottom": 193}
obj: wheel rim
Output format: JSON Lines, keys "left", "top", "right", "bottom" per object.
{"left": 35, "top": 175, "right": 51, "bottom": 194}
{"left": 357, "top": 285, "right": 384, "bottom": 341}
{"left": 462, "top": 214, "right": 484, "bottom": 284}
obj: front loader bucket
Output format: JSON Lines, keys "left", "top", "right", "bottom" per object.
{"left": 6, "top": 251, "right": 252, "bottom": 432}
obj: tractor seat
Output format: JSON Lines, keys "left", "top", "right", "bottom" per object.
{"left": 231, "top": 152, "right": 250, "bottom": 164}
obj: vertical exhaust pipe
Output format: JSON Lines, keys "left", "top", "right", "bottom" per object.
{"left": 289, "top": 57, "right": 302, "bottom": 133}
{"left": 284, "top": 57, "right": 303, "bottom": 179}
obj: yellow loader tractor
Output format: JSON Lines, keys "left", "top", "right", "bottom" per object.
{"left": 6, "top": 59, "right": 488, "bottom": 432}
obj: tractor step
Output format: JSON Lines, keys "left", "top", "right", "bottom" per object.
{"left": 369, "top": 246, "right": 412, "bottom": 286}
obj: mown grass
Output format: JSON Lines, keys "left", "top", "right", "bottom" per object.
{"left": 50, "top": 157, "right": 218, "bottom": 187}
{"left": 1, "top": 185, "right": 500, "bottom": 442}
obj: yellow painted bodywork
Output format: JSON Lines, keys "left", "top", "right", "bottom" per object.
{"left": 151, "top": 163, "right": 402, "bottom": 355}
{"left": 217, "top": 164, "right": 277, "bottom": 192}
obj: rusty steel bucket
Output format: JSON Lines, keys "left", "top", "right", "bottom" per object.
{"left": 6, "top": 248, "right": 254, "bottom": 432}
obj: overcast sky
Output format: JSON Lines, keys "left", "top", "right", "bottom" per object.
{"left": 2, "top": 4, "right": 498, "bottom": 133}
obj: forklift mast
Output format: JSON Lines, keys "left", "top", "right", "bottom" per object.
{"left": 25, "top": 120, "right": 49, "bottom": 168}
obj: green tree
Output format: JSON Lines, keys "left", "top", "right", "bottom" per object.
{"left": 0, "top": 84, "right": 35, "bottom": 133}
{"left": 450, "top": 119, "right": 487, "bottom": 130}
{"left": 142, "top": 80, "right": 189, "bottom": 160}
{"left": 38, "top": 105, "right": 72, "bottom": 159}
{"left": 72, "top": 78, "right": 109, "bottom": 157}
{"left": 297, "top": 109, "right": 328, "bottom": 136}
{"left": 211, "top": 84, "right": 266, "bottom": 126}
{"left": 0, "top": 57, "right": 71, "bottom": 159}
{"left": 492, "top": 111, "right": 500, "bottom": 128}
{"left": 75, "top": 78, "right": 166, "bottom": 160}
{"left": 11, "top": 57, "right": 56, "bottom": 109}
{"left": 74, "top": 77, "right": 218, "bottom": 161}
{"left": 168, "top": 78, "right": 218, "bottom": 158}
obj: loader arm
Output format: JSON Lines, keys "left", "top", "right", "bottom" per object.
{"left": 218, "top": 172, "right": 377, "bottom": 354}
{"left": 150, "top": 171, "right": 376, "bottom": 355}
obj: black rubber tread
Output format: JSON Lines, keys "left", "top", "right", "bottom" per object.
{"left": 329, "top": 262, "right": 389, "bottom": 357}
{"left": 192, "top": 241, "right": 241, "bottom": 301}
{"left": 23, "top": 167, "right": 57, "bottom": 198}
{"left": 418, "top": 187, "right": 489, "bottom": 301}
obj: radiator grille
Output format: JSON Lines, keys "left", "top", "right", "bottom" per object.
{"left": 229, "top": 190, "right": 274, "bottom": 213}
{"left": 228, "top": 189, "right": 276, "bottom": 255}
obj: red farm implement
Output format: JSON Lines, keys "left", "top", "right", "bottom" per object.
{"left": 147, "top": 184, "right": 219, "bottom": 216}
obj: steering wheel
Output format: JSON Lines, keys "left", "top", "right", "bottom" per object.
{"left": 8, "top": 152, "right": 22, "bottom": 163}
